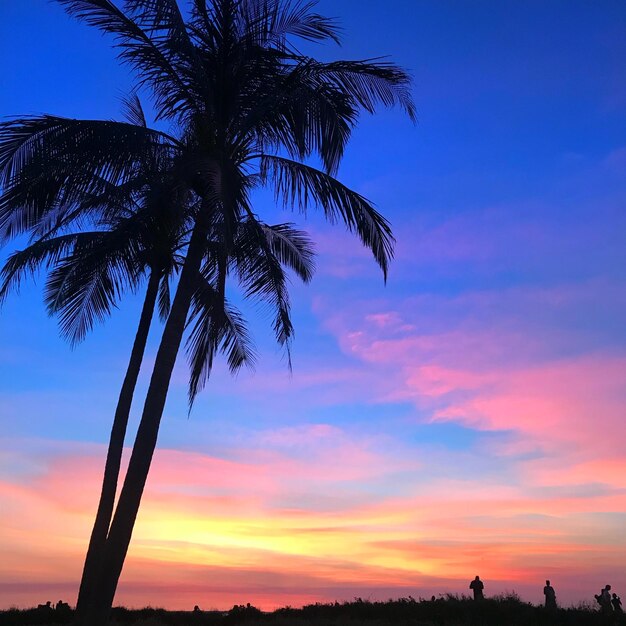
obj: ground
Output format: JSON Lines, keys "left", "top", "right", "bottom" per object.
{"left": 0, "top": 596, "right": 623, "bottom": 626}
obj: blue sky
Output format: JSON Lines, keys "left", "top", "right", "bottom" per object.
{"left": 1, "top": 0, "right": 625, "bottom": 610}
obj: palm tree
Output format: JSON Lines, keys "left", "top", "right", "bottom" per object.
{"left": 0, "top": 92, "right": 197, "bottom": 618}
{"left": 0, "top": 115, "right": 316, "bottom": 621}
{"left": 0, "top": 1, "right": 414, "bottom": 623}
{"left": 0, "top": 116, "right": 190, "bottom": 621}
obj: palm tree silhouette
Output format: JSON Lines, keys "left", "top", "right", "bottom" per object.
{"left": 0, "top": 1, "right": 414, "bottom": 623}
{"left": 0, "top": 102, "right": 317, "bottom": 620}
{"left": 1, "top": 97, "right": 213, "bottom": 614}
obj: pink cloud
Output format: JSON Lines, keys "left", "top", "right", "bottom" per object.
{"left": 312, "top": 280, "right": 626, "bottom": 498}
{"left": 425, "top": 355, "right": 626, "bottom": 455}
{"left": 404, "top": 365, "right": 493, "bottom": 397}
{"left": 315, "top": 279, "right": 626, "bottom": 447}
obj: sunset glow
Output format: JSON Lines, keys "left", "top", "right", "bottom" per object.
{"left": 1, "top": 0, "right": 625, "bottom": 612}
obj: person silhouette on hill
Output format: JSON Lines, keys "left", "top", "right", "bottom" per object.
{"left": 612, "top": 593, "right": 623, "bottom": 613}
{"left": 543, "top": 580, "right": 557, "bottom": 610}
{"left": 595, "top": 585, "right": 613, "bottom": 615}
{"left": 469, "top": 575, "right": 484, "bottom": 600}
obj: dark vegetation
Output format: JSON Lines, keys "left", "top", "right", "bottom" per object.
{"left": 1, "top": 596, "right": 623, "bottom": 626}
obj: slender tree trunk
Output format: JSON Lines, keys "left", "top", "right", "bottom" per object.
{"left": 85, "top": 215, "right": 209, "bottom": 626}
{"left": 74, "top": 269, "right": 161, "bottom": 625}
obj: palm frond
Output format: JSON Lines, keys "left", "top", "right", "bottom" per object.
{"left": 125, "top": 0, "right": 204, "bottom": 81}
{"left": 186, "top": 274, "right": 256, "bottom": 407}
{"left": 241, "top": 220, "right": 316, "bottom": 283}
{"left": 125, "top": 0, "right": 189, "bottom": 36}
{"left": 0, "top": 116, "right": 175, "bottom": 188}
{"left": 55, "top": 0, "right": 198, "bottom": 120}
{"left": 236, "top": 59, "right": 355, "bottom": 174}
{"left": 233, "top": 215, "right": 295, "bottom": 359}
{"left": 44, "top": 230, "right": 143, "bottom": 345}
{"left": 120, "top": 91, "right": 148, "bottom": 128}
{"left": 242, "top": 0, "right": 341, "bottom": 47}
{"left": 157, "top": 273, "right": 171, "bottom": 321}
{"left": 0, "top": 115, "right": 177, "bottom": 241}
{"left": 260, "top": 154, "right": 394, "bottom": 279}
{"left": 0, "top": 232, "right": 101, "bottom": 305}
{"left": 305, "top": 58, "right": 417, "bottom": 122}
{"left": 270, "top": 0, "right": 341, "bottom": 44}
{"left": 237, "top": 55, "right": 414, "bottom": 173}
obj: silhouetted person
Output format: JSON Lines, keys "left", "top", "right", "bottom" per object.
{"left": 543, "top": 580, "right": 557, "bottom": 610}
{"left": 612, "top": 593, "right": 623, "bottom": 613}
{"left": 469, "top": 575, "right": 484, "bottom": 600}
{"left": 595, "top": 585, "right": 612, "bottom": 615}
{"left": 193, "top": 605, "right": 201, "bottom": 613}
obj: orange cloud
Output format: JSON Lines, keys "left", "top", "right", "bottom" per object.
{"left": 2, "top": 433, "right": 626, "bottom": 610}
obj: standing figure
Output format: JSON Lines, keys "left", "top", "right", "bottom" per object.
{"left": 612, "top": 593, "right": 622, "bottom": 613}
{"left": 469, "top": 575, "right": 484, "bottom": 601}
{"left": 595, "top": 585, "right": 613, "bottom": 615}
{"left": 543, "top": 580, "right": 557, "bottom": 610}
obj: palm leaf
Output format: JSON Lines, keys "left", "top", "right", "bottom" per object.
{"left": 55, "top": 0, "right": 198, "bottom": 120}
{"left": 44, "top": 230, "right": 143, "bottom": 345}
{"left": 260, "top": 154, "right": 394, "bottom": 279}
{"left": 236, "top": 59, "right": 355, "bottom": 174}
{"left": 186, "top": 273, "right": 256, "bottom": 407}
{"left": 233, "top": 215, "right": 295, "bottom": 358}
{"left": 0, "top": 116, "right": 177, "bottom": 241}
{"left": 0, "top": 115, "right": 175, "bottom": 182}
{"left": 0, "top": 232, "right": 101, "bottom": 304}
{"left": 240, "top": 220, "right": 315, "bottom": 283}
{"left": 241, "top": 0, "right": 341, "bottom": 47}
{"left": 304, "top": 58, "right": 417, "bottom": 121}
{"left": 157, "top": 273, "right": 171, "bottom": 321}
{"left": 120, "top": 91, "right": 148, "bottom": 128}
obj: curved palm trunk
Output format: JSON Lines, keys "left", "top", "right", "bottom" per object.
{"left": 75, "top": 269, "right": 161, "bottom": 624}
{"left": 86, "top": 216, "right": 209, "bottom": 626}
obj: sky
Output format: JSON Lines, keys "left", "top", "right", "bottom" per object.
{"left": 1, "top": 0, "right": 626, "bottom": 612}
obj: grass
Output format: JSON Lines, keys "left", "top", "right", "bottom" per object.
{"left": 1, "top": 595, "right": 624, "bottom": 626}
